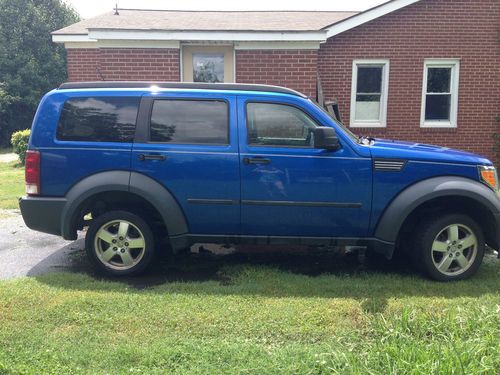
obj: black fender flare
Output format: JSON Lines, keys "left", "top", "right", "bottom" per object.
{"left": 61, "top": 171, "right": 188, "bottom": 240}
{"left": 374, "top": 176, "right": 500, "bottom": 244}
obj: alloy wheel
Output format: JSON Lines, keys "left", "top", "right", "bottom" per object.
{"left": 431, "top": 224, "right": 478, "bottom": 276}
{"left": 94, "top": 220, "right": 146, "bottom": 270}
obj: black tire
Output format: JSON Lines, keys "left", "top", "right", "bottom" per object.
{"left": 85, "top": 210, "right": 155, "bottom": 276}
{"left": 411, "top": 214, "right": 485, "bottom": 281}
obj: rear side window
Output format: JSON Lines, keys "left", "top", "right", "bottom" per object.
{"left": 56, "top": 97, "right": 140, "bottom": 142}
{"left": 150, "top": 100, "right": 228, "bottom": 144}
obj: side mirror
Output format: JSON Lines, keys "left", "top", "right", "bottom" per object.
{"left": 313, "top": 127, "right": 341, "bottom": 151}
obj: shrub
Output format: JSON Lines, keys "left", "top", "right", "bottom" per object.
{"left": 10, "top": 129, "right": 30, "bottom": 165}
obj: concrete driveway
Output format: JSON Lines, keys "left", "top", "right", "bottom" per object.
{"left": 0, "top": 210, "right": 85, "bottom": 280}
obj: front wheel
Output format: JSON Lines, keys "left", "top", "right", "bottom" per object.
{"left": 85, "top": 210, "right": 155, "bottom": 276}
{"left": 412, "top": 214, "right": 485, "bottom": 281}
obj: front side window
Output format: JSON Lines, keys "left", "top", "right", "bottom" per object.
{"left": 350, "top": 60, "right": 389, "bottom": 128}
{"left": 421, "top": 59, "right": 460, "bottom": 128}
{"left": 247, "top": 102, "right": 318, "bottom": 147}
{"left": 150, "top": 100, "right": 228, "bottom": 144}
{"left": 56, "top": 96, "right": 140, "bottom": 142}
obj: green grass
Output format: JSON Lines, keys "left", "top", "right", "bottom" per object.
{"left": 0, "top": 148, "right": 12, "bottom": 154}
{"left": 0, "top": 254, "right": 498, "bottom": 374}
{"left": 0, "top": 161, "right": 24, "bottom": 209}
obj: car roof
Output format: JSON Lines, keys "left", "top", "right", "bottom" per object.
{"left": 58, "top": 81, "right": 307, "bottom": 98}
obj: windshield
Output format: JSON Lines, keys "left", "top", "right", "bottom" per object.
{"left": 308, "top": 98, "right": 359, "bottom": 143}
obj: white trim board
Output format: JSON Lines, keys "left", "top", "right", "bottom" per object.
{"left": 234, "top": 41, "right": 320, "bottom": 50}
{"left": 88, "top": 30, "right": 327, "bottom": 42}
{"left": 64, "top": 40, "right": 181, "bottom": 49}
{"left": 325, "top": 0, "right": 422, "bottom": 38}
{"left": 349, "top": 59, "right": 390, "bottom": 128}
{"left": 420, "top": 59, "right": 460, "bottom": 128}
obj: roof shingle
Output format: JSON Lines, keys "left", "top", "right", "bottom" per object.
{"left": 52, "top": 9, "right": 358, "bottom": 35}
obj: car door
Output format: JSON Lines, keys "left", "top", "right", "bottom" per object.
{"left": 237, "top": 95, "right": 372, "bottom": 238}
{"left": 131, "top": 92, "right": 240, "bottom": 235}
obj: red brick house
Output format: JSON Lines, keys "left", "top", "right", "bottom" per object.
{"left": 52, "top": 0, "right": 500, "bottom": 161}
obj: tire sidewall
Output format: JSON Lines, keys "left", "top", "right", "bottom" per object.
{"left": 416, "top": 214, "right": 485, "bottom": 281}
{"left": 85, "top": 210, "right": 155, "bottom": 276}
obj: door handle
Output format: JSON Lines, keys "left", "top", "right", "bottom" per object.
{"left": 138, "top": 154, "right": 166, "bottom": 161}
{"left": 243, "top": 157, "right": 271, "bottom": 165}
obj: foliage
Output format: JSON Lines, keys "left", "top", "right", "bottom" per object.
{"left": 0, "top": 161, "right": 24, "bottom": 209}
{"left": 0, "top": 256, "right": 498, "bottom": 373}
{"left": 0, "top": 0, "right": 79, "bottom": 146}
{"left": 10, "top": 129, "right": 30, "bottom": 164}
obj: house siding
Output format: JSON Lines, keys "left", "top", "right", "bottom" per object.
{"left": 318, "top": 0, "right": 500, "bottom": 161}
{"left": 235, "top": 50, "right": 318, "bottom": 98}
{"left": 67, "top": 48, "right": 180, "bottom": 82}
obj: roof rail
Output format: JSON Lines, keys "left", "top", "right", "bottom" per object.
{"left": 58, "top": 81, "right": 307, "bottom": 97}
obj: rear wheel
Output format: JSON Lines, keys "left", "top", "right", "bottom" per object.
{"left": 412, "top": 214, "right": 484, "bottom": 281}
{"left": 86, "top": 210, "right": 155, "bottom": 276}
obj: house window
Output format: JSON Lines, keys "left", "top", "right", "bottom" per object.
{"left": 182, "top": 45, "right": 234, "bottom": 83}
{"left": 421, "top": 59, "right": 460, "bottom": 128}
{"left": 350, "top": 59, "right": 389, "bottom": 128}
{"left": 193, "top": 53, "right": 224, "bottom": 83}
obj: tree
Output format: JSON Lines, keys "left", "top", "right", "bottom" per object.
{"left": 0, "top": 0, "right": 79, "bottom": 145}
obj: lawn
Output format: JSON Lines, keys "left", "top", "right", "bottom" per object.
{"left": 0, "top": 251, "right": 498, "bottom": 374}
{"left": 0, "top": 161, "right": 24, "bottom": 210}
{"left": 0, "top": 157, "right": 498, "bottom": 373}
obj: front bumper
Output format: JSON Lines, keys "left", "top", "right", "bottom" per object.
{"left": 19, "top": 196, "right": 66, "bottom": 237}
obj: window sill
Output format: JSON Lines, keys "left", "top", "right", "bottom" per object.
{"left": 350, "top": 122, "right": 386, "bottom": 128}
{"left": 420, "top": 121, "right": 456, "bottom": 129}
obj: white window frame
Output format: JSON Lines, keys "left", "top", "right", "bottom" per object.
{"left": 420, "top": 59, "right": 460, "bottom": 128}
{"left": 350, "top": 59, "right": 390, "bottom": 128}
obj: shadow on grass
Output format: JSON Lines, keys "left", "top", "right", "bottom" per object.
{"left": 29, "top": 240, "right": 500, "bottom": 300}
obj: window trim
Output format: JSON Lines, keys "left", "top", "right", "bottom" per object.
{"left": 350, "top": 59, "right": 390, "bottom": 128}
{"left": 420, "top": 59, "right": 460, "bottom": 128}
{"left": 245, "top": 101, "right": 321, "bottom": 149}
{"left": 147, "top": 98, "right": 230, "bottom": 145}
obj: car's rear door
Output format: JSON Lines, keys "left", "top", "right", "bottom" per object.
{"left": 131, "top": 92, "right": 240, "bottom": 235}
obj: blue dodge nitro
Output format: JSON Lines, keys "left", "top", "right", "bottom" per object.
{"left": 20, "top": 82, "right": 500, "bottom": 280}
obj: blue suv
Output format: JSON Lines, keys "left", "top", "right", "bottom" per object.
{"left": 20, "top": 82, "right": 500, "bottom": 280}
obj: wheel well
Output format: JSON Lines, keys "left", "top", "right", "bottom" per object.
{"left": 397, "top": 195, "right": 497, "bottom": 253}
{"left": 72, "top": 191, "right": 167, "bottom": 236}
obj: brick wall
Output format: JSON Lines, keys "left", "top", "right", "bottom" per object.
{"left": 236, "top": 50, "right": 318, "bottom": 98}
{"left": 67, "top": 49, "right": 101, "bottom": 81}
{"left": 66, "top": 48, "right": 180, "bottom": 82}
{"left": 318, "top": 0, "right": 500, "bottom": 161}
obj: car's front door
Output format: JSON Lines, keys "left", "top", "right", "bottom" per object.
{"left": 132, "top": 92, "right": 240, "bottom": 235}
{"left": 237, "top": 96, "right": 372, "bottom": 238}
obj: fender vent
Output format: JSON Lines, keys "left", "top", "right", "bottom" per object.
{"left": 373, "top": 159, "right": 406, "bottom": 172}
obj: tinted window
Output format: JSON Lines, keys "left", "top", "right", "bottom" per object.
{"left": 56, "top": 97, "right": 139, "bottom": 142}
{"left": 246, "top": 102, "right": 318, "bottom": 147}
{"left": 150, "top": 100, "right": 228, "bottom": 144}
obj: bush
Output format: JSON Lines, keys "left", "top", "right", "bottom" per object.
{"left": 10, "top": 129, "right": 30, "bottom": 165}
